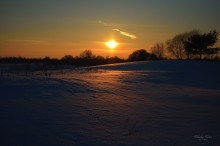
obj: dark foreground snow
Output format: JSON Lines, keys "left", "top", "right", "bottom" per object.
{"left": 0, "top": 61, "right": 220, "bottom": 146}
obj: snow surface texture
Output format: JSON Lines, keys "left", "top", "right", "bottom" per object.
{"left": 0, "top": 61, "right": 220, "bottom": 146}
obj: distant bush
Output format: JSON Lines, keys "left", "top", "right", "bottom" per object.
{"left": 128, "top": 49, "right": 158, "bottom": 62}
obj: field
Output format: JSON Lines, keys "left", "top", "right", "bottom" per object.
{"left": 0, "top": 60, "right": 220, "bottom": 146}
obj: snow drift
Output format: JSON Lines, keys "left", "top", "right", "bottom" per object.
{"left": 0, "top": 60, "right": 220, "bottom": 146}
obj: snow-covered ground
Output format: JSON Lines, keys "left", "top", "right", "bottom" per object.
{"left": 0, "top": 61, "right": 220, "bottom": 146}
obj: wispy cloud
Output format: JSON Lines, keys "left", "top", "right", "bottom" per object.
{"left": 98, "top": 20, "right": 123, "bottom": 28}
{"left": 98, "top": 20, "right": 137, "bottom": 39}
{"left": 113, "top": 29, "right": 137, "bottom": 40}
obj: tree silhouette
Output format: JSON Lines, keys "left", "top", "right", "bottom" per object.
{"left": 61, "top": 55, "right": 75, "bottom": 64}
{"left": 166, "top": 30, "right": 200, "bottom": 59}
{"left": 80, "top": 50, "right": 94, "bottom": 59}
{"left": 151, "top": 42, "right": 165, "bottom": 59}
{"left": 128, "top": 49, "right": 152, "bottom": 61}
{"left": 184, "top": 30, "right": 220, "bottom": 59}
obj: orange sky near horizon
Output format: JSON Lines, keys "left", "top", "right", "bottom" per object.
{"left": 0, "top": 22, "right": 175, "bottom": 59}
{"left": 1, "top": 0, "right": 220, "bottom": 59}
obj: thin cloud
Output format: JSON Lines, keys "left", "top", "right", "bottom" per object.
{"left": 113, "top": 29, "right": 137, "bottom": 40}
{"left": 98, "top": 20, "right": 123, "bottom": 28}
{"left": 98, "top": 20, "right": 137, "bottom": 39}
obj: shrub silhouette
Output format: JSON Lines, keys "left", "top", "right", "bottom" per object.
{"left": 128, "top": 49, "right": 156, "bottom": 61}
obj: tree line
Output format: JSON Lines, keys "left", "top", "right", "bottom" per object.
{"left": 152, "top": 30, "right": 220, "bottom": 60}
{"left": 0, "top": 30, "right": 219, "bottom": 66}
{"left": 0, "top": 49, "right": 157, "bottom": 66}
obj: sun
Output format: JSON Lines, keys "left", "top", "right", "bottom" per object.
{"left": 106, "top": 40, "right": 118, "bottom": 49}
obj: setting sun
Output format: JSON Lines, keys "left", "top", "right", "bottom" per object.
{"left": 106, "top": 40, "right": 118, "bottom": 49}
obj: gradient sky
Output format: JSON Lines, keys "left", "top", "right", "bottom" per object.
{"left": 1, "top": 0, "right": 220, "bottom": 58}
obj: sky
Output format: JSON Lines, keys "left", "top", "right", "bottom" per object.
{"left": 1, "top": 0, "right": 220, "bottom": 58}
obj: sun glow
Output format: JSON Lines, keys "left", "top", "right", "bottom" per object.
{"left": 106, "top": 40, "right": 118, "bottom": 49}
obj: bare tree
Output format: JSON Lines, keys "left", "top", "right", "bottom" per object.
{"left": 166, "top": 30, "right": 200, "bottom": 59}
{"left": 151, "top": 42, "right": 165, "bottom": 59}
{"left": 80, "top": 50, "right": 95, "bottom": 59}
